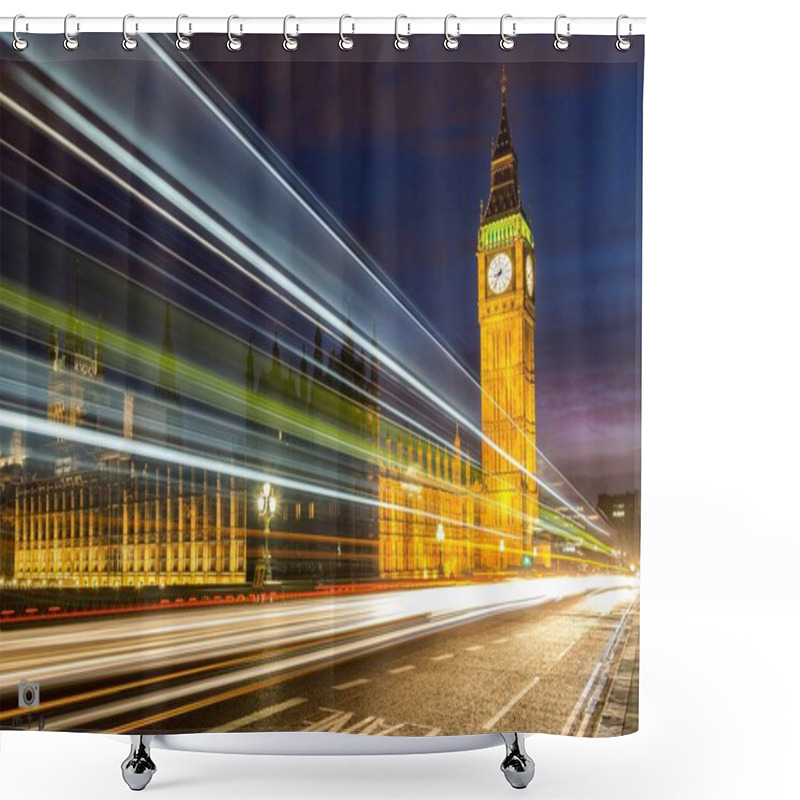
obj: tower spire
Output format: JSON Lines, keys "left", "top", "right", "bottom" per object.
{"left": 483, "top": 66, "right": 523, "bottom": 223}
{"left": 156, "top": 301, "right": 179, "bottom": 404}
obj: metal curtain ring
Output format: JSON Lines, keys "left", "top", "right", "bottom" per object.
{"left": 500, "top": 14, "right": 515, "bottom": 50}
{"left": 64, "top": 13, "right": 79, "bottom": 50}
{"left": 176, "top": 13, "right": 191, "bottom": 50}
{"left": 554, "top": 14, "right": 570, "bottom": 51}
{"left": 12, "top": 14, "right": 28, "bottom": 51}
{"left": 444, "top": 14, "right": 459, "bottom": 50}
{"left": 616, "top": 15, "right": 632, "bottom": 51}
{"left": 283, "top": 15, "right": 298, "bottom": 51}
{"left": 227, "top": 15, "right": 242, "bottom": 51}
{"left": 394, "top": 15, "right": 410, "bottom": 50}
{"left": 122, "top": 14, "right": 138, "bottom": 50}
{"left": 339, "top": 14, "right": 354, "bottom": 50}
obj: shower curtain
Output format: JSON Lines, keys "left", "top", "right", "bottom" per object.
{"left": 0, "top": 30, "right": 643, "bottom": 739}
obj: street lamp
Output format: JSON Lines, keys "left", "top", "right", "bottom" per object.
{"left": 254, "top": 481, "right": 277, "bottom": 588}
{"left": 436, "top": 522, "right": 445, "bottom": 578}
{"left": 499, "top": 538, "right": 505, "bottom": 572}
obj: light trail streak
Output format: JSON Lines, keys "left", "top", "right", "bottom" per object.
{"left": 142, "top": 38, "right": 615, "bottom": 537}
{"left": 0, "top": 353, "right": 610, "bottom": 554}
{"left": 1, "top": 65, "right": 612, "bottom": 540}
{"left": 0, "top": 408, "right": 532, "bottom": 548}
{"left": 0, "top": 182, "right": 477, "bottom": 475}
{"left": 0, "top": 167, "right": 446, "bottom": 463}
{"left": 0, "top": 283, "right": 612, "bottom": 551}
{"left": 0, "top": 575, "right": 638, "bottom": 731}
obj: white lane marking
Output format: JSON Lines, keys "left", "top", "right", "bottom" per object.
{"left": 432, "top": 653, "right": 454, "bottom": 661}
{"left": 561, "top": 661, "right": 602, "bottom": 736}
{"left": 388, "top": 665, "right": 416, "bottom": 675}
{"left": 483, "top": 608, "right": 610, "bottom": 732}
{"left": 333, "top": 678, "right": 370, "bottom": 691}
{"left": 515, "top": 632, "right": 532, "bottom": 638}
{"left": 561, "top": 597, "right": 637, "bottom": 736}
{"left": 483, "top": 677, "right": 541, "bottom": 729}
{"left": 211, "top": 697, "right": 307, "bottom": 732}
{"left": 465, "top": 645, "right": 484, "bottom": 652}
{"left": 556, "top": 633, "right": 588, "bottom": 664}
{"left": 492, "top": 637, "right": 510, "bottom": 644}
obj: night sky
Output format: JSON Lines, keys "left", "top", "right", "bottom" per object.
{"left": 1, "top": 34, "right": 643, "bottom": 501}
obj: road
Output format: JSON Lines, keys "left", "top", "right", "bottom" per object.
{"left": 0, "top": 575, "right": 639, "bottom": 736}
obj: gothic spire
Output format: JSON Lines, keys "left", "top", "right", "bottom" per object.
{"left": 245, "top": 337, "right": 255, "bottom": 392}
{"left": 483, "top": 66, "right": 523, "bottom": 224}
{"left": 155, "top": 300, "right": 182, "bottom": 447}
{"left": 492, "top": 65, "right": 513, "bottom": 160}
{"left": 156, "top": 301, "right": 180, "bottom": 405}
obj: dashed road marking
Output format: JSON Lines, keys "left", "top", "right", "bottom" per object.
{"left": 333, "top": 678, "right": 370, "bottom": 691}
{"left": 492, "top": 637, "right": 510, "bottom": 644}
{"left": 465, "top": 645, "right": 484, "bottom": 652}
{"left": 388, "top": 665, "right": 416, "bottom": 674}
{"left": 211, "top": 697, "right": 307, "bottom": 732}
{"left": 483, "top": 677, "right": 541, "bottom": 730}
{"left": 432, "top": 653, "right": 454, "bottom": 661}
{"left": 303, "top": 707, "right": 440, "bottom": 736}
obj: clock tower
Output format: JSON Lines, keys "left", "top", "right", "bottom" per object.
{"left": 477, "top": 67, "right": 537, "bottom": 567}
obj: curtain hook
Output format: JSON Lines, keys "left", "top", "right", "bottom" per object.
{"left": 616, "top": 15, "right": 632, "bottom": 51}
{"left": 176, "top": 13, "right": 191, "bottom": 50}
{"left": 227, "top": 15, "right": 242, "bottom": 51}
{"left": 12, "top": 14, "right": 28, "bottom": 51}
{"left": 122, "top": 14, "right": 138, "bottom": 51}
{"left": 554, "top": 14, "right": 570, "bottom": 51}
{"left": 64, "top": 13, "right": 79, "bottom": 50}
{"left": 500, "top": 14, "right": 515, "bottom": 50}
{"left": 283, "top": 15, "right": 298, "bottom": 51}
{"left": 339, "top": 14, "right": 354, "bottom": 50}
{"left": 444, "top": 14, "right": 460, "bottom": 51}
{"left": 394, "top": 14, "right": 410, "bottom": 50}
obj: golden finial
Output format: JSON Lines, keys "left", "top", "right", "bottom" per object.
{"left": 501, "top": 65, "right": 507, "bottom": 98}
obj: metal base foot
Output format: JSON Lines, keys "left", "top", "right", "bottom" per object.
{"left": 121, "top": 735, "right": 157, "bottom": 791}
{"left": 500, "top": 733, "right": 535, "bottom": 789}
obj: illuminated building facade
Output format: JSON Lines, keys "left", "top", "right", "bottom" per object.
{"left": 11, "top": 303, "right": 248, "bottom": 588}
{"left": 597, "top": 491, "right": 641, "bottom": 561}
{"left": 377, "top": 427, "right": 482, "bottom": 579}
{"left": 13, "top": 459, "right": 248, "bottom": 588}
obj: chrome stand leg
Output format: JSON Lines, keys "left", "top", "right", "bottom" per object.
{"left": 499, "top": 733, "right": 535, "bottom": 789}
{"left": 121, "top": 735, "right": 157, "bottom": 791}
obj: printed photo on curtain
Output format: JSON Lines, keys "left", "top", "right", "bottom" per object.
{"left": 0, "top": 28, "right": 643, "bottom": 754}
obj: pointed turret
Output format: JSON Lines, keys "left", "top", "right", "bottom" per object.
{"left": 245, "top": 337, "right": 255, "bottom": 393}
{"left": 156, "top": 302, "right": 180, "bottom": 404}
{"left": 483, "top": 66, "right": 524, "bottom": 224}
{"left": 94, "top": 317, "right": 105, "bottom": 378}
{"left": 299, "top": 344, "right": 309, "bottom": 405}
{"left": 155, "top": 301, "right": 182, "bottom": 446}
{"left": 49, "top": 322, "right": 59, "bottom": 367}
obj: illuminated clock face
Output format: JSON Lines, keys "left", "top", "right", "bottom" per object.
{"left": 488, "top": 253, "right": 513, "bottom": 294}
{"left": 525, "top": 255, "right": 534, "bottom": 298}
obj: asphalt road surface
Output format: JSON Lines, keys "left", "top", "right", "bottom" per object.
{"left": 0, "top": 576, "right": 639, "bottom": 737}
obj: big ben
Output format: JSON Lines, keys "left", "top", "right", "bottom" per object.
{"left": 477, "top": 67, "right": 538, "bottom": 567}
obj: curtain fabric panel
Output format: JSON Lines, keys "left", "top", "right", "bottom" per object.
{"left": 0, "top": 32, "right": 643, "bottom": 740}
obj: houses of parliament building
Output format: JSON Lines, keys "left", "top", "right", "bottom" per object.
{"left": 3, "top": 69, "right": 542, "bottom": 589}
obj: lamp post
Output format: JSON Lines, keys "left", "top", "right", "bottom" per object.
{"left": 499, "top": 538, "right": 505, "bottom": 572}
{"left": 254, "top": 482, "right": 277, "bottom": 588}
{"left": 436, "top": 522, "right": 445, "bottom": 578}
